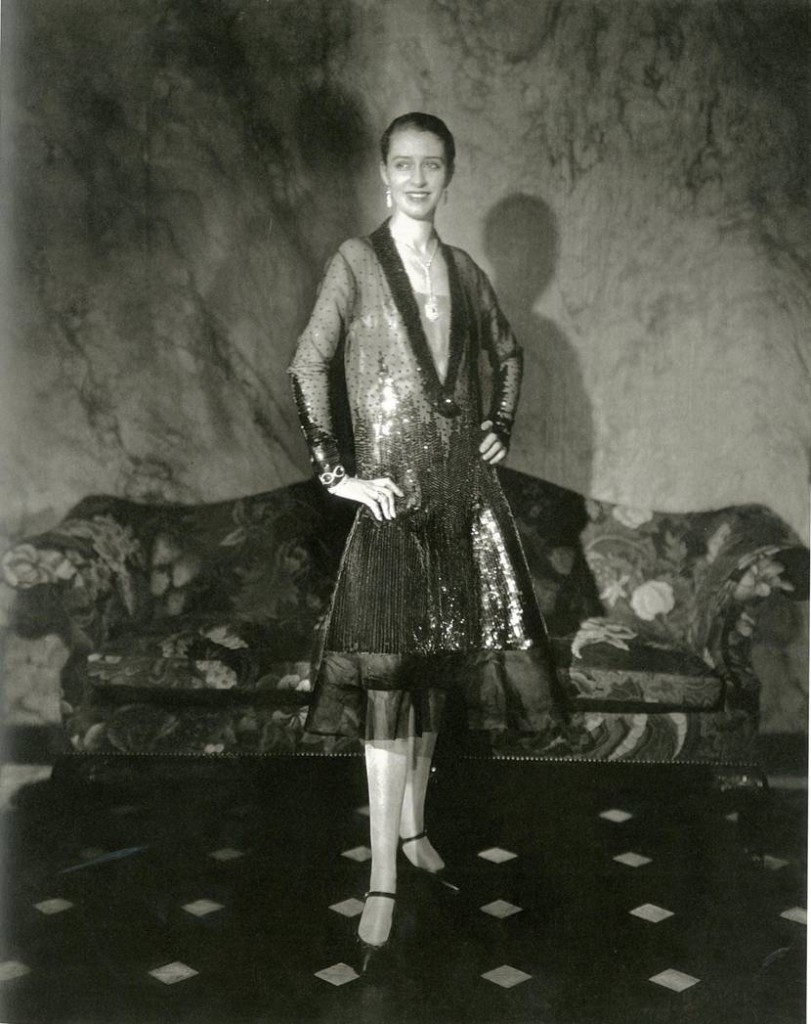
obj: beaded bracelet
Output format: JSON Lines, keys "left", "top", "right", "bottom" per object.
{"left": 318, "top": 464, "right": 347, "bottom": 490}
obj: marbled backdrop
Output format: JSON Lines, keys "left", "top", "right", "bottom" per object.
{"left": 1, "top": 0, "right": 808, "bottom": 731}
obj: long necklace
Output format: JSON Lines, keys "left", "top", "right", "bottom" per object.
{"left": 395, "top": 234, "right": 441, "bottom": 322}
{"left": 415, "top": 239, "right": 441, "bottom": 322}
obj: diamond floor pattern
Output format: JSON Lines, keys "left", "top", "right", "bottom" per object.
{"left": 0, "top": 756, "right": 805, "bottom": 1023}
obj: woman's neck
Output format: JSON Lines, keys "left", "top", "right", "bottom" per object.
{"left": 388, "top": 213, "right": 436, "bottom": 255}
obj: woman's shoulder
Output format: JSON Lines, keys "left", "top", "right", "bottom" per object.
{"left": 443, "top": 241, "right": 477, "bottom": 269}
{"left": 334, "top": 235, "right": 376, "bottom": 265}
{"left": 316, "top": 237, "right": 376, "bottom": 287}
{"left": 442, "top": 242, "right": 491, "bottom": 288}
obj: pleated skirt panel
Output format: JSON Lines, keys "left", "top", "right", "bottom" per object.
{"left": 303, "top": 471, "right": 567, "bottom": 746}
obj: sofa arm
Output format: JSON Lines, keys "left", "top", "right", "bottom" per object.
{"left": 689, "top": 511, "right": 808, "bottom": 715}
{"left": 2, "top": 509, "right": 145, "bottom": 650}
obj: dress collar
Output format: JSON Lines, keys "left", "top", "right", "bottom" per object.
{"left": 370, "top": 219, "right": 468, "bottom": 417}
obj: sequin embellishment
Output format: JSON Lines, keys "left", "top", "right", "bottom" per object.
{"left": 288, "top": 223, "right": 535, "bottom": 656}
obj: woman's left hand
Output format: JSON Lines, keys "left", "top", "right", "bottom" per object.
{"left": 479, "top": 420, "right": 508, "bottom": 465}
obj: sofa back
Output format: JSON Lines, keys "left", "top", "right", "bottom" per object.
{"left": 5, "top": 469, "right": 802, "bottom": 653}
{"left": 506, "top": 475, "right": 802, "bottom": 647}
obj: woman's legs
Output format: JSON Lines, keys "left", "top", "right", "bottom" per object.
{"left": 358, "top": 736, "right": 409, "bottom": 947}
{"left": 359, "top": 688, "right": 449, "bottom": 945}
{"left": 399, "top": 726, "right": 446, "bottom": 874}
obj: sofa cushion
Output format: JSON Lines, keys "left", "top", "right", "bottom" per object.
{"left": 86, "top": 611, "right": 723, "bottom": 717}
{"left": 86, "top": 617, "right": 314, "bottom": 705}
{"left": 551, "top": 619, "right": 723, "bottom": 711}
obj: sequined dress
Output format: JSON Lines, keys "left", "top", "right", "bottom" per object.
{"left": 288, "top": 220, "right": 564, "bottom": 744}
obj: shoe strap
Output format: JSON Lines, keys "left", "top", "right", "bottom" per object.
{"left": 365, "top": 890, "right": 396, "bottom": 900}
{"left": 400, "top": 830, "right": 428, "bottom": 846}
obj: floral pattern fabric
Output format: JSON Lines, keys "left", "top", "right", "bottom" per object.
{"left": 2, "top": 470, "right": 807, "bottom": 761}
{"left": 551, "top": 628, "right": 723, "bottom": 709}
{"left": 86, "top": 619, "right": 312, "bottom": 694}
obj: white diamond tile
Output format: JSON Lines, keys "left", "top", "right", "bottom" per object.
{"left": 614, "top": 851, "right": 652, "bottom": 868}
{"left": 329, "top": 898, "right": 365, "bottom": 918}
{"left": 34, "top": 898, "right": 74, "bottom": 915}
{"left": 630, "top": 903, "right": 674, "bottom": 924}
{"left": 724, "top": 811, "right": 739, "bottom": 823}
{"left": 315, "top": 962, "right": 359, "bottom": 986}
{"left": 355, "top": 805, "right": 370, "bottom": 817}
{"left": 480, "top": 899, "right": 522, "bottom": 919}
{"left": 599, "top": 808, "right": 633, "bottom": 823}
{"left": 649, "top": 968, "right": 700, "bottom": 992}
{"left": 182, "top": 899, "right": 224, "bottom": 917}
{"left": 341, "top": 846, "right": 373, "bottom": 863}
{"left": 149, "top": 961, "right": 199, "bottom": 984}
{"left": 481, "top": 965, "right": 532, "bottom": 988}
{"left": 0, "top": 960, "right": 31, "bottom": 982}
{"left": 209, "top": 847, "right": 244, "bottom": 861}
{"left": 477, "top": 847, "right": 518, "bottom": 864}
{"left": 780, "top": 907, "right": 807, "bottom": 925}
{"left": 763, "top": 855, "right": 789, "bottom": 871}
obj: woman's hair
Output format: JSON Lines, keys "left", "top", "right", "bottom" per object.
{"left": 380, "top": 112, "right": 456, "bottom": 175}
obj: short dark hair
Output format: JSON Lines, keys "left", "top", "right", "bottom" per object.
{"left": 380, "top": 112, "right": 456, "bottom": 175}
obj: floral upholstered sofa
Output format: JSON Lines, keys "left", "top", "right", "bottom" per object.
{"left": 3, "top": 470, "right": 808, "bottom": 764}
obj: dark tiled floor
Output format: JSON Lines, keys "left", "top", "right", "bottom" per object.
{"left": 0, "top": 754, "right": 806, "bottom": 1024}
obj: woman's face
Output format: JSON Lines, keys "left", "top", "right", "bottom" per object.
{"left": 380, "top": 128, "right": 452, "bottom": 222}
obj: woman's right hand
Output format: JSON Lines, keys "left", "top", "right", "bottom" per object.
{"left": 329, "top": 475, "right": 405, "bottom": 521}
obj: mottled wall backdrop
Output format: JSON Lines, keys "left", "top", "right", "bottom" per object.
{"left": 1, "top": 0, "right": 809, "bottom": 728}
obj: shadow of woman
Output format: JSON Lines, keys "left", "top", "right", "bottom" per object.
{"left": 483, "top": 194, "right": 594, "bottom": 496}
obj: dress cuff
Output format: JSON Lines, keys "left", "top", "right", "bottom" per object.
{"left": 489, "top": 412, "right": 514, "bottom": 444}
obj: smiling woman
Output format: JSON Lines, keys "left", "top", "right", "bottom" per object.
{"left": 287, "top": 111, "right": 574, "bottom": 974}
{"left": 382, "top": 120, "right": 453, "bottom": 222}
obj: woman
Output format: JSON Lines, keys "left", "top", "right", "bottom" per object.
{"left": 288, "top": 113, "right": 566, "bottom": 970}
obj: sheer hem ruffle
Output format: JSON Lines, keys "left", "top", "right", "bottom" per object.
{"left": 303, "top": 647, "right": 569, "bottom": 746}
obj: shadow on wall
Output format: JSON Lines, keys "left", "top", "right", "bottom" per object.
{"left": 483, "top": 195, "right": 593, "bottom": 496}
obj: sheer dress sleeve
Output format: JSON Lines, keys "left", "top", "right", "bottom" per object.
{"left": 287, "top": 249, "right": 356, "bottom": 484}
{"left": 478, "top": 272, "right": 523, "bottom": 444}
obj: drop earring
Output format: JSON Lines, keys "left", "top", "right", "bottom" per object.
{"left": 385, "top": 188, "right": 392, "bottom": 210}
{"left": 444, "top": 189, "right": 449, "bottom": 205}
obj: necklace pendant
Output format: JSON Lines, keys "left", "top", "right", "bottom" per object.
{"left": 424, "top": 298, "right": 440, "bottom": 322}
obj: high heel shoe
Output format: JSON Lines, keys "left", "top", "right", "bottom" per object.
{"left": 399, "top": 830, "right": 461, "bottom": 894}
{"left": 356, "top": 891, "right": 397, "bottom": 976}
